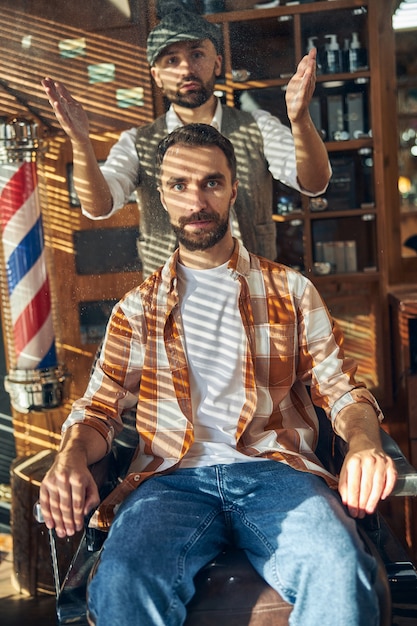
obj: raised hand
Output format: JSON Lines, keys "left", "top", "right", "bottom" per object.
{"left": 41, "top": 77, "right": 90, "bottom": 145}
{"left": 285, "top": 47, "right": 317, "bottom": 125}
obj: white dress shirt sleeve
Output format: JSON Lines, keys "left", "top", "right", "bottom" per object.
{"left": 252, "top": 108, "right": 329, "bottom": 197}
{"left": 81, "top": 127, "right": 140, "bottom": 220}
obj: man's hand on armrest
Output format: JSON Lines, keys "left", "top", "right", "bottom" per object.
{"left": 334, "top": 402, "right": 398, "bottom": 519}
{"left": 39, "top": 424, "right": 107, "bottom": 538}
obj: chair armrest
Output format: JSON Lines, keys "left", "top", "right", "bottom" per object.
{"left": 380, "top": 429, "right": 417, "bottom": 497}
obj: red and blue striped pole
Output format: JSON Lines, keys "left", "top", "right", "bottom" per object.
{"left": 0, "top": 118, "right": 66, "bottom": 412}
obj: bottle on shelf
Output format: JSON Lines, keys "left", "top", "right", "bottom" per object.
{"left": 323, "top": 34, "right": 342, "bottom": 74}
{"left": 345, "top": 79, "right": 369, "bottom": 138}
{"left": 315, "top": 240, "right": 358, "bottom": 274}
{"left": 348, "top": 32, "right": 368, "bottom": 72}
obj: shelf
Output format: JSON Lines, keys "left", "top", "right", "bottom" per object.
{"left": 273, "top": 212, "right": 303, "bottom": 223}
{"left": 227, "top": 77, "right": 288, "bottom": 90}
{"left": 218, "top": 72, "right": 371, "bottom": 92}
{"left": 205, "top": 0, "right": 368, "bottom": 24}
{"left": 272, "top": 207, "right": 377, "bottom": 223}
{"left": 316, "top": 71, "right": 370, "bottom": 84}
{"left": 398, "top": 76, "right": 417, "bottom": 89}
{"left": 309, "top": 207, "right": 376, "bottom": 219}
{"left": 325, "top": 138, "right": 373, "bottom": 152}
{"left": 398, "top": 113, "right": 417, "bottom": 120}
{"left": 310, "top": 271, "right": 380, "bottom": 285}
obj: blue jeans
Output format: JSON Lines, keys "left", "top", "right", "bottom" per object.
{"left": 87, "top": 461, "right": 379, "bottom": 626}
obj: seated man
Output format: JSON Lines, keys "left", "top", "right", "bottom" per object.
{"left": 40, "top": 124, "right": 397, "bottom": 626}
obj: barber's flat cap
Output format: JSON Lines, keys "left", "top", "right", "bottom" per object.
{"left": 147, "top": 2, "right": 222, "bottom": 66}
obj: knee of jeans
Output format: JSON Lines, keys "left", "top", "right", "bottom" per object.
{"left": 87, "top": 554, "right": 144, "bottom": 620}
{"left": 284, "top": 502, "right": 366, "bottom": 570}
{"left": 87, "top": 548, "right": 189, "bottom": 626}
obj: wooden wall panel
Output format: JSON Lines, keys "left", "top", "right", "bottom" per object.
{"left": 0, "top": 0, "right": 154, "bottom": 133}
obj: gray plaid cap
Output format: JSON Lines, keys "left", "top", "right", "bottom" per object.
{"left": 147, "top": 9, "right": 222, "bottom": 66}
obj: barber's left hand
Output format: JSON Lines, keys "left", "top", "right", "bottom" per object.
{"left": 285, "top": 48, "right": 317, "bottom": 124}
{"left": 338, "top": 444, "right": 397, "bottom": 518}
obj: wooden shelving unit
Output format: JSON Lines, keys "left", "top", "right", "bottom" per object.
{"left": 194, "top": 0, "right": 398, "bottom": 405}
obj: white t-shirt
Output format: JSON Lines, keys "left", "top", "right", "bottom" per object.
{"left": 176, "top": 261, "right": 263, "bottom": 467}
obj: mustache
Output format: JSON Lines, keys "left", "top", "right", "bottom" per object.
{"left": 178, "top": 75, "right": 203, "bottom": 88}
{"left": 179, "top": 211, "right": 218, "bottom": 225}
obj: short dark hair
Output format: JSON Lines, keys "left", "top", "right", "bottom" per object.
{"left": 156, "top": 124, "right": 237, "bottom": 184}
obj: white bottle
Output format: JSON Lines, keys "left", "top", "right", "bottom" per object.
{"left": 324, "top": 34, "right": 341, "bottom": 74}
{"left": 349, "top": 32, "right": 366, "bottom": 72}
{"left": 344, "top": 241, "right": 358, "bottom": 272}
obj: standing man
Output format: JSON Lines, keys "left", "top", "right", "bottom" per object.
{"left": 42, "top": 2, "right": 331, "bottom": 277}
{"left": 40, "top": 124, "right": 395, "bottom": 626}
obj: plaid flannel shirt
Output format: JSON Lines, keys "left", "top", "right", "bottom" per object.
{"left": 63, "top": 240, "right": 381, "bottom": 529}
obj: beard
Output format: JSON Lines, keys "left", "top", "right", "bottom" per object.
{"left": 171, "top": 210, "right": 229, "bottom": 251}
{"left": 168, "top": 74, "right": 217, "bottom": 109}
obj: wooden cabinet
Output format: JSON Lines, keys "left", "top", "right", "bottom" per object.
{"left": 395, "top": 29, "right": 417, "bottom": 284}
{"left": 195, "top": 0, "right": 399, "bottom": 404}
{"left": 388, "top": 286, "right": 417, "bottom": 562}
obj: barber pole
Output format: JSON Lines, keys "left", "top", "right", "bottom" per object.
{"left": 0, "top": 117, "right": 66, "bottom": 412}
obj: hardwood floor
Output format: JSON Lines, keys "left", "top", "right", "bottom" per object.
{"left": 0, "top": 531, "right": 56, "bottom": 626}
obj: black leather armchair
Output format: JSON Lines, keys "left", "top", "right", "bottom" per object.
{"left": 35, "top": 409, "right": 417, "bottom": 626}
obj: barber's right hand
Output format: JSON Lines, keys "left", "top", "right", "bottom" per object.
{"left": 41, "top": 77, "right": 90, "bottom": 145}
{"left": 39, "top": 452, "right": 100, "bottom": 538}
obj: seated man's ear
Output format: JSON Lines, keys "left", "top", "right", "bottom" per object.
{"left": 231, "top": 179, "right": 238, "bottom": 206}
{"left": 158, "top": 187, "right": 168, "bottom": 211}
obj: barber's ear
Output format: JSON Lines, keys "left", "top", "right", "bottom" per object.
{"left": 215, "top": 55, "right": 222, "bottom": 77}
{"left": 150, "top": 66, "right": 163, "bottom": 89}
